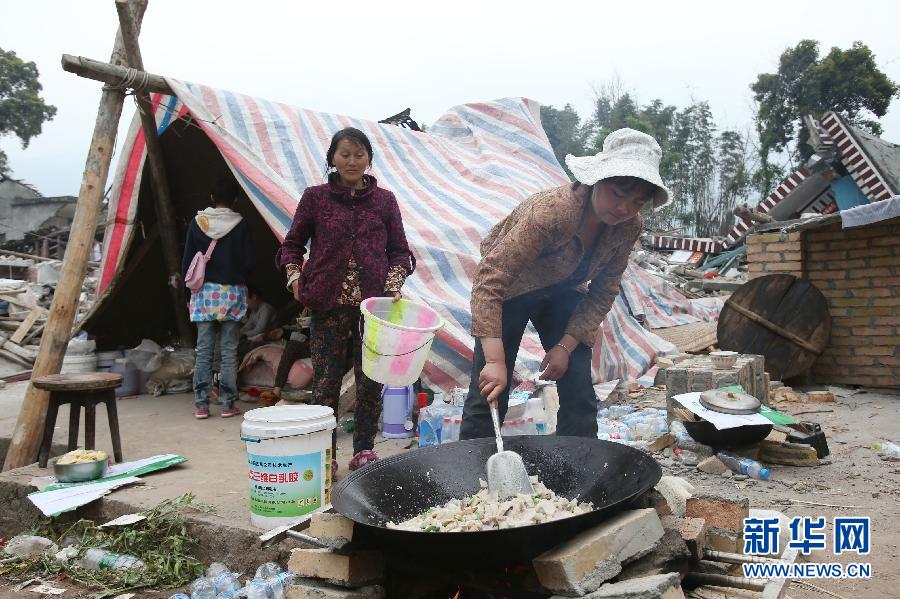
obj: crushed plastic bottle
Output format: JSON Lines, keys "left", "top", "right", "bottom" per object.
{"left": 216, "top": 591, "right": 240, "bottom": 599}
{"left": 254, "top": 562, "right": 283, "bottom": 580}
{"left": 717, "top": 451, "right": 771, "bottom": 481}
{"left": 167, "top": 594, "right": 190, "bottom": 599}
{"left": 206, "top": 562, "right": 229, "bottom": 579}
{"left": 669, "top": 421, "right": 714, "bottom": 456}
{"left": 243, "top": 579, "right": 274, "bottom": 599}
{"left": 213, "top": 571, "right": 242, "bottom": 593}
{"left": 75, "top": 548, "right": 145, "bottom": 571}
{"left": 3, "top": 535, "right": 58, "bottom": 558}
{"left": 266, "top": 572, "right": 296, "bottom": 599}
{"left": 189, "top": 577, "right": 216, "bottom": 599}
{"left": 873, "top": 441, "right": 900, "bottom": 460}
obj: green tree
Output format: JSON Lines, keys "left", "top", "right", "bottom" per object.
{"left": 0, "top": 48, "right": 57, "bottom": 174}
{"left": 540, "top": 103, "right": 588, "bottom": 177}
{"left": 751, "top": 40, "right": 898, "bottom": 193}
{"left": 715, "top": 130, "right": 753, "bottom": 235}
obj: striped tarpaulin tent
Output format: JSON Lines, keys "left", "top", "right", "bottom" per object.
{"left": 620, "top": 264, "right": 723, "bottom": 330}
{"left": 97, "top": 80, "right": 676, "bottom": 391}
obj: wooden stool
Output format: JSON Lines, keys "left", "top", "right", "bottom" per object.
{"left": 32, "top": 372, "right": 124, "bottom": 468}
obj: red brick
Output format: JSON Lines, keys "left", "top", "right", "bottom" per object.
{"left": 809, "top": 270, "right": 848, "bottom": 280}
{"left": 868, "top": 257, "right": 900, "bottom": 267}
{"left": 875, "top": 376, "right": 900, "bottom": 387}
{"left": 809, "top": 231, "right": 848, "bottom": 241}
{"left": 660, "top": 516, "right": 707, "bottom": 560}
{"left": 854, "top": 367, "right": 897, "bottom": 376}
{"left": 850, "top": 307, "right": 893, "bottom": 317}
{"left": 872, "top": 336, "right": 900, "bottom": 346}
{"left": 749, "top": 233, "right": 783, "bottom": 244}
{"left": 828, "top": 308, "right": 850, "bottom": 317}
{"left": 872, "top": 236, "right": 900, "bottom": 247}
{"left": 830, "top": 337, "right": 868, "bottom": 346}
{"left": 873, "top": 298, "right": 900, "bottom": 307}
{"left": 833, "top": 317, "right": 873, "bottom": 326}
{"left": 828, "top": 240, "right": 870, "bottom": 250}
{"left": 831, "top": 298, "right": 870, "bottom": 307}
{"left": 838, "top": 355, "right": 876, "bottom": 365}
{"left": 856, "top": 346, "right": 896, "bottom": 356}
{"left": 878, "top": 357, "right": 900, "bottom": 367}
{"left": 873, "top": 277, "right": 900, "bottom": 287}
{"left": 850, "top": 287, "right": 892, "bottom": 298}
{"left": 806, "top": 242, "right": 830, "bottom": 252}
{"left": 872, "top": 316, "right": 900, "bottom": 326}
{"left": 808, "top": 250, "right": 846, "bottom": 261}
{"left": 830, "top": 279, "right": 869, "bottom": 289}
{"left": 685, "top": 494, "right": 749, "bottom": 532}
{"left": 821, "top": 288, "right": 851, "bottom": 298}
{"left": 850, "top": 268, "right": 893, "bottom": 279}
{"left": 753, "top": 252, "right": 781, "bottom": 262}
{"left": 768, "top": 242, "right": 801, "bottom": 252}
{"left": 848, "top": 247, "right": 893, "bottom": 258}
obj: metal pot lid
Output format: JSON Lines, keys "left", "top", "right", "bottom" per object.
{"left": 699, "top": 389, "right": 761, "bottom": 414}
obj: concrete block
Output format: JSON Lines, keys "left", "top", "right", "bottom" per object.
{"left": 287, "top": 578, "right": 384, "bottom": 599}
{"left": 654, "top": 476, "right": 694, "bottom": 517}
{"left": 648, "top": 433, "right": 675, "bottom": 453}
{"left": 696, "top": 456, "right": 727, "bottom": 475}
{"left": 685, "top": 492, "right": 749, "bottom": 532}
{"left": 308, "top": 512, "right": 355, "bottom": 550}
{"left": 688, "top": 370, "right": 713, "bottom": 392}
{"left": 704, "top": 528, "right": 742, "bottom": 554}
{"left": 660, "top": 516, "right": 707, "bottom": 561}
{"left": 288, "top": 548, "right": 384, "bottom": 587}
{"left": 574, "top": 572, "right": 685, "bottom": 599}
{"left": 534, "top": 508, "right": 664, "bottom": 596}
{"left": 616, "top": 530, "right": 690, "bottom": 582}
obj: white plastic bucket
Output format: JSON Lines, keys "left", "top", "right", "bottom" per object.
{"left": 360, "top": 297, "right": 444, "bottom": 386}
{"left": 240, "top": 405, "right": 336, "bottom": 529}
{"left": 61, "top": 353, "right": 98, "bottom": 374}
{"left": 96, "top": 350, "right": 124, "bottom": 369}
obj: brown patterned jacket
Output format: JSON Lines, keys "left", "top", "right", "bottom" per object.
{"left": 470, "top": 182, "right": 641, "bottom": 346}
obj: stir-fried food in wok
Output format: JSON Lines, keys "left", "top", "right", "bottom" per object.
{"left": 388, "top": 477, "right": 592, "bottom": 532}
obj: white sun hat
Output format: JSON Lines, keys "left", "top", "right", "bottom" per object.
{"left": 565, "top": 128, "right": 671, "bottom": 210}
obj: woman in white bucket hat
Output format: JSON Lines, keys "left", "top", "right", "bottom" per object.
{"left": 460, "top": 128, "right": 670, "bottom": 440}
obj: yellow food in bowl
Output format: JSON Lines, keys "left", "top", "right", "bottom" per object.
{"left": 56, "top": 449, "right": 108, "bottom": 465}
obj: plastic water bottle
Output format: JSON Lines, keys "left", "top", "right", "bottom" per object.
{"left": 267, "top": 572, "right": 296, "bottom": 599}
{"left": 216, "top": 591, "right": 240, "bottom": 599}
{"left": 670, "top": 421, "right": 713, "bottom": 455}
{"left": 213, "top": 572, "right": 241, "bottom": 593}
{"left": 717, "top": 451, "right": 771, "bottom": 481}
{"left": 189, "top": 576, "right": 216, "bottom": 599}
{"left": 523, "top": 417, "right": 538, "bottom": 436}
{"left": 206, "top": 562, "right": 229, "bottom": 579}
{"left": 874, "top": 441, "right": 900, "bottom": 460}
{"left": 76, "top": 548, "right": 145, "bottom": 571}
{"left": 168, "top": 594, "right": 190, "bottom": 599}
{"left": 242, "top": 580, "right": 273, "bottom": 599}
{"left": 440, "top": 416, "right": 455, "bottom": 444}
{"left": 254, "top": 562, "right": 282, "bottom": 580}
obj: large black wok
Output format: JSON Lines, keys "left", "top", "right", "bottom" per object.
{"left": 332, "top": 435, "right": 661, "bottom": 565}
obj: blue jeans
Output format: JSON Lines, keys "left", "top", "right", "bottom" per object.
{"left": 193, "top": 320, "right": 240, "bottom": 409}
{"left": 460, "top": 286, "right": 598, "bottom": 440}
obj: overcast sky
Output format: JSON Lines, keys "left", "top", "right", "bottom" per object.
{"left": 2, "top": 0, "right": 899, "bottom": 196}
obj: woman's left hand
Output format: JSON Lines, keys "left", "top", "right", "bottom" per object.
{"left": 390, "top": 291, "right": 402, "bottom": 303}
{"left": 539, "top": 345, "right": 570, "bottom": 381}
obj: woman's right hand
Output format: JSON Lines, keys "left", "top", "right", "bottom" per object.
{"left": 291, "top": 279, "right": 301, "bottom": 302}
{"left": 479, "top": 361, "right": 507, "bottom": 405}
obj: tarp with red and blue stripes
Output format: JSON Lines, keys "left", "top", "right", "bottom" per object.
{"left": 97, "top": 80, "right": 678, "bottom": 391}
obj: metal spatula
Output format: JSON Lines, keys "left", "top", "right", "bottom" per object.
{"left": 486, "top": 403, "right": 535, "bottom": 498}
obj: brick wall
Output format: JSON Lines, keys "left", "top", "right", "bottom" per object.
{"left": 745, "top": 232, "right": 803, "bottom": 279}
{"left": 745, "top": 217, "right": 900, "bottom": 388}
{"left": 805, "top": 218, "right": 900, "bottom": 388}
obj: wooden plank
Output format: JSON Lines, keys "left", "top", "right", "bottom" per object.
{"left": 2, "top": 0, "right": 149, "bottom": 472}
{"left": 10, "top": 309, "right": 41, "bottom": 345}
{"left": 723, "top": 299, "right": 821, "bottom": 353}
{"left": 0, "top": 338, "right": 37, "bottom": 361}
{"left": 114, "top": 0, "right": 193, "bottom": 348}
{"left": 0, "top": 295, "right": 48, "bottom": 314}
{"left": 0, "top": 348, "right": 33, "bottom": 369}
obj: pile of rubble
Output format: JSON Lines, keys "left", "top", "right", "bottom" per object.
{"left": 273, "top": 487, "right": 798, "bottom": 599}
{"left": 0, "top": 251, "right": 97, "bottom": 371}
{"left": 634, "top": 246, "right": 747, "bottom": 298}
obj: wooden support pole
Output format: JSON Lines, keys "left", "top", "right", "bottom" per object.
{"left": 2, "top": 0, "right": 148, "bottom": 472}
{"left": 114, "top": 0, "right": 193, "bottom": 347}
{"left": 61, "top": 54, "right": 173, "bottom": 95}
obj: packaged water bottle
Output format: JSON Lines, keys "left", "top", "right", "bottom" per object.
{"left": 440, "top": 416, "right": 455, "bottom": 444}
{"left": 669, "top": 421, "right": 713, "bottom": 455}
{"left": 523, "top": 417, "right": 538, "bottom": 436}
{"left": 206, "top": 562, "right": 229, "bottom": 579}
{"left": 213, "top": 571, "right": 241, "bottom": 593}
{"left": 674, "top": 447, "right": 700, "bottom": 466}
{"left": 254, "top": 562, "right": 282, "bottom": 580}
{"left": 216, "top": 591, "right": 240, "bottom": 599}
{"left": 4, "top": 535, "right": 58, "bottom": 558}
{"left": 168, "top": 594, "right": 190, "bottom": 599}
{"left": 189, "top": 576, "right": 216, "bottom": 599}
{"left": 452, "top": 417, "right": 462, "bottom": 441}
{"left": 243, "top": 580, "right": 273, "bottom": 599}
{"left": 717, "top": 451, "right": 771, "bottom": 481}
{"left": 267, "top": 572, "right": 296, "bottom": 599}
{"left": 76, "top": 548, "right": 145, "bottom": 571}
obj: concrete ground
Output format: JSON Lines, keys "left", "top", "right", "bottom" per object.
{"left": 0, "top": 380, "right": 411, "bottom": 578}
{"left": 0, "top": 379, "right": 898, "bottom": 598}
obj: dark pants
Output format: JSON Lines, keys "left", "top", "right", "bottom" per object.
{"left": 459, "top": 287, "right": 598, "bottom": 440}
{"left": 310, "top": 306, "right": 382, "bottom": 454}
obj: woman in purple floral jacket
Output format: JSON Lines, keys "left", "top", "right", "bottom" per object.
{"left": 276, "top": 128, "right": 415, "bottom": 472}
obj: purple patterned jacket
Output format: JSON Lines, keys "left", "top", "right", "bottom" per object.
{"left": 276, "top": 175, "right": 415, "bottom": 311}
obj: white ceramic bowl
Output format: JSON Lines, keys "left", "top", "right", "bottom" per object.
{"left": 709, "top": 351, "right": 738, "bottom": 370}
